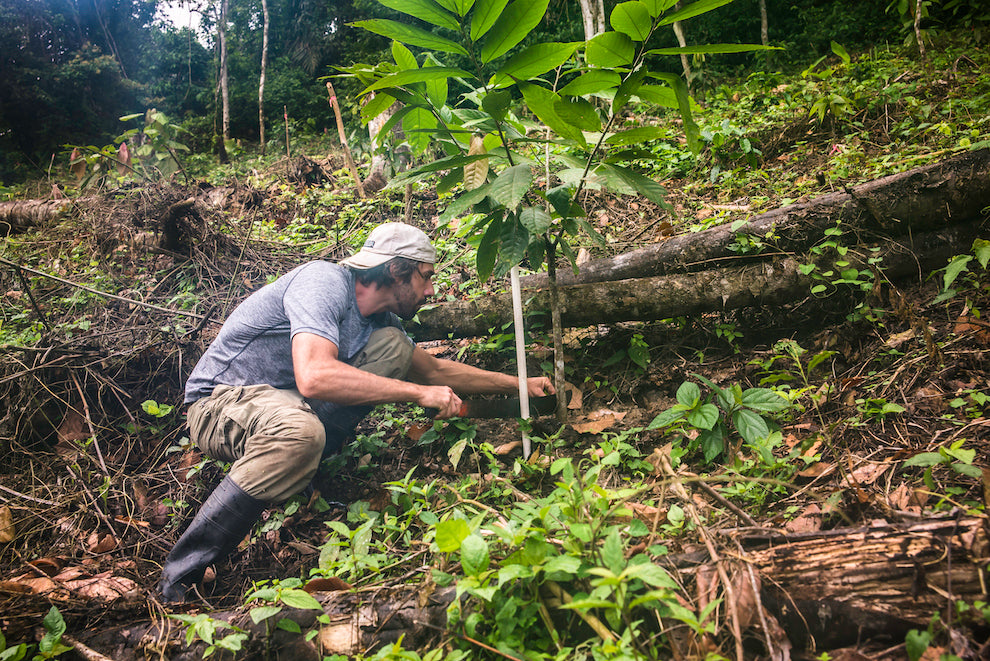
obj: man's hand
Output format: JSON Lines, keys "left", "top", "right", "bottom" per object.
{"left": 527, "top": 377, "right": 555, "bottom": 397}
{"left": 419, "top": 385, "right": 463, "bottom": 419}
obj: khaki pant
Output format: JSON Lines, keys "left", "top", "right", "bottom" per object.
{"left": 186, "top": 327, "right": 413, "bottom": 503}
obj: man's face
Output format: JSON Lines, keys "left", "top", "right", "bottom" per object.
{"left": 392, "top": 262, "right": 435, "bottom": 320}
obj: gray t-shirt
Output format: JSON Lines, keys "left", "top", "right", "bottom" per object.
{"left": 184, "top": 261, "right": 402, "bottom": 426}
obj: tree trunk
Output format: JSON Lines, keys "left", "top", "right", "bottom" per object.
{"left": 219, "top": 0, "right": 230, "bottom": 142}
{"left": 672, "top": 3, "right": 692, "bottom": 93}
{"left": 78, "top": 516, "right": 986, "bottom": 658}
{"left": 759, "top": 0, "right": 769, "bottom": 67}
{"left": 258, "top": 0, "right": 269, "bottom": 155}
{"left": 408, "top": 223, "right": 979, "bottom": 340}
{"left": 521, "top": 148, "right": 990, "bottom": 290}
{"left": 578, "top": 0, "right": 606, "bottom": 40}
{"left": 0, "top": 200, "right": 71, "bottom": 236}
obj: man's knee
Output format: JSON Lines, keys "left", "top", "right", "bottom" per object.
{"left": 351, "top": 326, "right": 414, "bottom": 380}
{"left": 230, "top": 412, "right": 326, "bottom": 503}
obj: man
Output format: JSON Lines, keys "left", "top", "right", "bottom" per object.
{"left": 159, "top": 222, "right": 553, "bottom": 603}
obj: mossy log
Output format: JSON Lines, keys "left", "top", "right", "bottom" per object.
{"left": 408, "top": 222, "right": 981, "bottom": 340}
{"left": 521, "top": 148, "right": 990, "bottom": 289}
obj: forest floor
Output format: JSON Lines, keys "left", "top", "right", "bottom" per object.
{"left": 1, "top": 39, "right": 989, "bottom": 661}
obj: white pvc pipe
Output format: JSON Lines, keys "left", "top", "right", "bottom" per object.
{"left": 509, "top": 265, "right": 531, "bottom": 458}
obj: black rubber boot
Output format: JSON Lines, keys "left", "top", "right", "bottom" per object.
{"left": 321, "top": 405, "right": 372, "bottom": 457}
{"left": 159, "top": 476, "right": 266, "bottom": 603}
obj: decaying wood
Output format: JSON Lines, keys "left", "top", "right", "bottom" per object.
{"left": 0, "top": 200, "right": 71, "bottom": 236}
{"left": 80, "top": 516, "right": 986, "bottom": 659}
{"left": 409, "top": 223, "right": 980, "bottom": 340}
{"left": 522, "top": 148, "right": 990, "bottom": 289}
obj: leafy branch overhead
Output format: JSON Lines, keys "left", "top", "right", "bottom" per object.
{"left": 340, "top": 0, "right": 772, "bottom": 281}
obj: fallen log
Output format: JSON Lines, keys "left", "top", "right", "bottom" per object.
{"left": 0, "top": 200, "right": 71, "bottom": 236}
{"left": 409, "top": 222, "right": 980, "bottom": 340}
{"left": 521, "top": 148, "right": 990, "bottom": 289}
{"left": 80, "top": 516, "right": 986, "bottom": 658}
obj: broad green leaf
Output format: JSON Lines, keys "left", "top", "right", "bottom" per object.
{"left": 559, "top": 598, "right": 618, "bottom": 610}
{"left": 543, "top": 554, "right": 581, "bottom": 576}
{"left": 634, "top": 84, "right": 679, "bottom": 108}
{"left": 602, "top": 527, "right": 625, "bottom": 574}
{"left": 392, "top": 153, "right": 492, "bottom": 187}
{"left": 470, "top": 0, "right": 510, "bottom": 41}
{"left": 361, "top": 92, "right": 396, "bottom": 125}
{"left": 650, "top": 72, "right": 700, "bottom": 152}
{"left": 676, "top": 381, "right": 700, "bottom": 406}
{"left": 597, "top": 163, "right": 669, "bottom": 206}
{"left": 686, "top": 403, "right": 719, "bottom": 430}
{"left": 554, "top": 97, "right": 601, "bottom": 131}
{"left": 482, "top": 89, "right": 512, "bottom": 121}
{"left": 371, "top": 101, "right": 413, "bottom": 142}
{"left": 905, "top": 629, "right": 932, "bottom": 661}
{"left": 392, "top": 40, "right": 419, "bottom": 70}
{"left": 361, "top": 67, "right": 473, "bottom": 95}
{"left": 439, "top": 182, "right": 492, "bottom": 221}
{"left": 489, "top": 164, "right": 532, "bottom": 208}
{"left": 492, "top": 42, "right": 581, "bottom": 87}
{"left": 276, "top": 619, "right": 302, "bottom": 634}
{"left": 499, "top": 215, "right": 530, "bottom": 269}
{"left": 952, "top": 463, "right": 983, "bottom": 478}
{"left": 641, "top": 0, "right": 677, "bottom": 17}
{"left": 519, "top": 206, "right": 551, "bottom": 234}
{"left": 403, "top": 106, "right": 438, "bottom": 153}
{"left": 447, "top": 438, "right": 468, "bottom": 470}
{"left": 519, "top": 83, "right": 585, "bottom": 143}
{"left": 451, "top": 0, "right": 476, "bottom": 16}
{"left": 250, "top": 605, "right": 283, "bottom": 623}
{"left": 830, "top": 40, "right": 851, "bottom": 65}
{"left": 605, "top": 126, "right": 665, "bottom": 145}
{"left": 901, "top": 452, "right": 944, "bottom": 468}
{"left": 436, "top": 519, "right": 471, "bottom": 552}
{"left": 545, "top": 185, "right": 573, "bottom": 216}
{"left": 586, "top": 31, "right": 635, "bottom": 67}
{"left": 943, "top": 255, "right": 972, "bottom": 290}
{"left": 351, "top": 20, "right": 468, "bottom": 55}
{"left": 610, "top": 1, "right": 652, "bottom": 41}
{"left": 476, "top": 213, "right": 504, "bottom": 280}
{"left": 378, "top": 0, "right": 461, "bottom": 30}
{"left": 623, "top": 563, "right": 677, "bottom": 588}
{"left": 480, "top": 0, "right": 551, "bottom": 63}
{"left": 559, "top": 70, "right": 621, "bottom": 96}
{"left": 460, "top": 534, "right": 490, "bottom": 574}
{"left": 732, "top": 408, "right": 769, "bottom": 445}
{"left": 280, "top": 588, "right": 323, "bottom": 610}
{"left": 613, "top": 67, "right": 647, "bottom": 110}
{"left": 973, "top": 238, "right": 990, "bottom": 268}
{"left": 699, "top": 427, "right": 725, "bottom": 462}
{"left": 648, "top": 44, "right": 778, "bottom": 55}
{"left": 658, "top": 0, "right": 734, "bottom": 25}
{"left": 423, "top": 55, "right": 449, "bottom": 107}
{"left": 740, "top": 388, "right": 789, "bottom": 412}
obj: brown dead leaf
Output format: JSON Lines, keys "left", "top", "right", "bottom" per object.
{"left": 730, "top": 569, "right": 759, "bottom": 630}
{"left": 785, "top": 504, "right": 823, "bottom": 534}
{"left": 626, "top": 502, "right": 664, "bottom": 524}
{"left": 304, "top": 576, "right": 352, "bottom": 593}
{"left": 842, "top": 460, "right": 889, "bottom": 487}
{"left": 87, "top": 532, "right": 117, "bottom": 554}
{"left": 565, "top": 382, "right": 583, "bottom": 410}
{"left": 66, "top": 570, "right": 138, "bottom": 601}
{"left": 797, "top": 461, "right": 834, "bottom": 478}
{"left": 406, "top": 422, "right": 431, "bottom": 442}
{"left": 0, "top": 506, "right": 15, "bottom": 543}
{"left": 177, "top": 450, "right": 203, "bottom": 482}
{"left": 3, "top": 567, "right": 137, "bottom": 602}
{"left": 28, "top": 557, "right": 63, "bottom": 575}
{"left": 884, "top": 328, "right": 915, "bottom": 349}
{"left": 955, "top": 315, "right": 990, "bottom": 345}
{"left": 571, "top": 409, "right": 626, "bottom": 434}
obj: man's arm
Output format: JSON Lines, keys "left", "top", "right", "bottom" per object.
{"left": 408, "top": 346, "right": 555, "bottom": 397}
{"left": 292, "top": 332, "right": 463, "bottom": 417}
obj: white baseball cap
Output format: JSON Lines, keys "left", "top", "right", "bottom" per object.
{"left": 339, "top": 222, "right": 437, "bottom": 269}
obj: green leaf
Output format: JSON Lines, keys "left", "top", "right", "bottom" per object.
{"left": 403, "top": 106, "right": 438, "bottom": 153}
{"left": 492, "top": 42, "right": 581, "bottom": 87}
{"left": 519, "top": 83, "right": 585, "bottom": 143}
{"left": 470, "top": 0, "right": 511, "bottom": 41}
{"left": 276, "top": 618, "right": 302, "bottom": 634}
{"left": 649, "top": 72, "right": 700, "bottom": 152}
{"left": 648, "top": 44, "right": 778, "bottom": 55}
{"left": 489, "top": 164, "right": 533, "bottom": 208}
{"left": 378, "top": 0, "right": 461, "bottom": 30}
{"left": 610, "top": 1, "right": 652, "bottom": 41}
{"left": 250, "top": 605, "right": 283, "bottom": 623}
{"left": 602, "top": 527, "right": 625, "bottom": 574}
{"left": 657, "top": 0, "right": 733, "bottom": 25}
{"left": 392, "top": 40, "right": 419, "bottom": 70}
{"left": 641, "top": 0, "right": 677, "bottom": 17}
{"left": 460, "top": 534, "right": 490, "bottom": 574}
{"left": 585, "top": 31, "right": 635, "bottom": 67}
{"left": 452, "top": 0, "right": 477, "bottom": 16}
{"left": 905, "top": 629, "right": 932, "bottom": 661}
{"left": 943, "top": 255, "right": 972, "bottom": 290}
{"left": 499, "top": 214, "right": 530, "bottom": 269}
{"left": 351, "top": 20, "right": 469, "bottom": 55}
{"left": 973, "top": 238, "right": 990, "bottom": 269}
{"left": 605, "top": 126, "right": 666, "bottom": 145}
{"left": 559, "top": 70, "right": 621, "bottom": 96}
{"left": 395, "top": 153, "right": 493, "bottom": 188}
{"left": 519, "top": 206, "right": 551, "bottom": 234}
{"left": 686, "top": 403, "right": 719, "bottom": 430}
{"left": 554, "top": 97, "right": 601, "bottom": 131}
{"left": 42, "top": 607, "right": 66, "bottom": 640}
{"left": 676, "top": 381, "right": 700, "bottom": 406}
{"left": 447, "top": 438, "right": 468, "bottom": 470}
{"left": 830, "top": 40, "right": 851, "bottom": 65}
{"left": 732, "top": 408, "right": 770, "bottom": 445}
{"left": 902, "top": 452, "right": 944, "bottom": 469}
{"left": 436, "top": 519, "right": 471, "bottom": 552}
{"left": 624, "top": 563, "right": 677, "bottom": 588}
{"left": 740, "top": 388, "right": 789, "bottom": 412}
{"left": 424, "top": 56, "right": 449, "bottom": 107}
{"left": 698, "top": 427, "right": 725, "bottom": 462}
{"left": 476, "top": 212, "right": 504, "bottom": 280}
{"left": 361, "top": 67, "right": 473, "bottom": 95}
{"left": 543, "top": 554, "right": 582, "bottom": 576}
{"left": 480, "top": 0, "right": 551, "bottom": 63}
{"left": 632, "top": 84, "right": 679, "bottom": 108}
{"left": 361, "top": 92, "right": 397, "bottom": 125}
{"left": 953, "top": 462, "right": 983, "bottom": 478}
{"left": 545, "top": 185, "right": 573, "bottom": 216}
{"left": 439, "top": 183, "right": 492, "bottom": 222}
{"left": 597, "top": 163, "right": 669, "bottom": 206}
